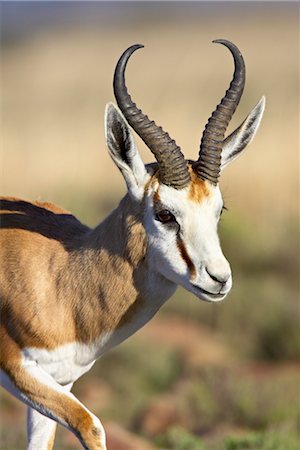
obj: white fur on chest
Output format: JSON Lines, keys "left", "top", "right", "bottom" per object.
{"left": 22, "top": 342, "right": 98, "bottom": 385}
{"left": 22, "top": 280, "right": 176, "bottom": 385}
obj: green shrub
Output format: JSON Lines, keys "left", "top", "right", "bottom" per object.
{"left": 178, "top": 365, "right": 299, "bottom": 434}
{"left": 156, "top": 426, "right": 204, "bottom": 450}
{"left": 224, "top": 431, "right": 300, "bottom": 450}
{"left": 224, "top": 432, "right": 264, "bottom": 450}
{"left": 180, "top": 378, "right": 221, "bottom": 432}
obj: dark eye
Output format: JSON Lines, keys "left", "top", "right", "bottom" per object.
{"left": 155, "top": 209, "right": 175, "bottom": 223}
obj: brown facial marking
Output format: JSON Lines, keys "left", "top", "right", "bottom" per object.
{"left": 153, "top": 189, "right": 161, "bottom": 204}
{"left": 152, "top": 188, "right": 165, "bottom": 216}
{"left": 188, "top": 165, "right": 211, "bottom": 203}
{"left": 176, "top": 236, "right": 196, "bottom": 279}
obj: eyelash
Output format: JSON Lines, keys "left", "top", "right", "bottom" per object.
{"left": 220, "top": 205, "right": 228, "bottom": 217}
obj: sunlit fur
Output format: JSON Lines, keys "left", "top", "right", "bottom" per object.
{"left": 143, "top": 167, "right": 231, "bottom": 303}
{"left": 0, "top": 97, "right": 264, "bottom": 450}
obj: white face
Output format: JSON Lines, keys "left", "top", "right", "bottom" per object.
{"left": 144, "top": 177, "right": 232, "bottom": 303}
{"left": 105, "top": 100, "right": 265, "bottom": 303}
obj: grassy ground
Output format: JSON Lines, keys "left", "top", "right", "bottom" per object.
{"left": 1, "top": 2, "right": 299, "bottom": 450}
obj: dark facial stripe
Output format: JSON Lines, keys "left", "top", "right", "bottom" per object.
{"left": 176, "top": 236, "right": 196, "bottom": 278}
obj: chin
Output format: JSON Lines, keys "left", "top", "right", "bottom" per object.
{"left": 187, "top": 283, "right": 230, "bottom": 303}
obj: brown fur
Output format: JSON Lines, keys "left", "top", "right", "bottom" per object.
{"left": 0, "top": 168, "right": 205, "bottom": 448}
{"left": 176, "top": 236, "right": 196, "bottom": 279}
{"left": 0, "top": 196, "right": 148, "bottom": 351}
{"left": 0, "top": 195, "right": 149, "bottom": 449}
{"left": 0, "top": 327, "right": 104, "bottom": 449}
{"left": 188, "top": 165, "right": 211, "bottom": 202}
{"left": 153, "top": 189, "right": 161, "bottom": 204}
{"left": 149, "top": 163, "right": 210, "bottom": 205}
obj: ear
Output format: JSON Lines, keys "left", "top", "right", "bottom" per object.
{"left": 105, "top": 103, "right": 149, "bottom": 199}
{"left": 221, "top": 96, "right": 265, "bottom": 170}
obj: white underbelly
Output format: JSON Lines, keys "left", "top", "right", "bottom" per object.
{"left": 21, "top": 323, "right": 141, "bottom": 385}
{"left": 21, "top": 288, "right": 174, "bottom": 385}
{"left": 21, "top": 317, "right": 153, "bottom": 384}
{"left": 22, "top": 343, "right": 97, "bottom": 385}
{"left": 22, "top": 320, "right": 150, "bottom": 385}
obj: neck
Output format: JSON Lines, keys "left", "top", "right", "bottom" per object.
{"left": 67, "top": 195, "right": 175, "bottom": 345}
{"left": 87, "top": 195, "right": 147, "bottom": 270}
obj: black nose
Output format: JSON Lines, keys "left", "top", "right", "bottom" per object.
{"left": 206, "top": 269, "right": 228, "bottom": 285}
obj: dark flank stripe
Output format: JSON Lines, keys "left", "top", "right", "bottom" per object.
{"left": 176, "top": 236, "right": 196, "bottom": 278}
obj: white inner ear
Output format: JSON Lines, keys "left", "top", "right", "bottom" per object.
{"left": 221, "top": 96, "right": 265, "bottom": 170}
{"left": 105, "top": 103, "right": 148, "bottom": 197}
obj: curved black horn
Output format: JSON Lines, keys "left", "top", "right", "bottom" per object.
{"left": 194, "top": 39, "right": 246, "bottom": 185}
{"left": 113, "top": 44, "right": 191, "bottom": 189}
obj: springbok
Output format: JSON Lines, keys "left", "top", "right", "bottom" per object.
{"left": 0, "top": 40, "right": 265, "bottom": 450}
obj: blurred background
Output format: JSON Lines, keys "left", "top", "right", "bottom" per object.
{"left": 1, "top": 2, "right": 299, "bottom": 450}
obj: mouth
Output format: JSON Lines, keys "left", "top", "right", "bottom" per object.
{"left": 189, "top": 283, "right": 228, "bottom": 303}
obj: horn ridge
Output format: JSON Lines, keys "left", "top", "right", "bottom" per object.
{"left": 195, "top": 39, "right": 246, "bottom": 185}
{"left": 113, "top": 44, "right": 191, "bottom": 189}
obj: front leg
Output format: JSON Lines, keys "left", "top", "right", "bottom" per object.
{"left": 27, "top": 407, "right": 57, "bottom": 450}
{"left": 27, "top": 382, "right": 73, "bottom": 450}
{"left": 1, "top": 361, "right": 106, "bottom": 450}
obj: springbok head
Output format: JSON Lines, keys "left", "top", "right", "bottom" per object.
{"left": 105, "top": 40, "right": 265, "bottom": 302}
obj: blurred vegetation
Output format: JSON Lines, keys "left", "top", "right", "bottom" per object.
{"left": 166, "top": 212, "right": 300, "bottom": 362}
{"left": 223, "top": 431, "right": 300, "bottom": 450}
{"left": 1, "top": 2, "right": 299, "bottom": 450}
{"left": 89, "top": 338, "right": 184, "bottom": 426}
{"left": 156, "top": 427, "right": 300, "bottom": 450}
{"left": 156, "top": 426, "right": 204, "bottom": 450}
{"left": 89, "top": 339, "right": 299, "bottom": 448}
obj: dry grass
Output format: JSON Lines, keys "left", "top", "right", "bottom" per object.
{"left": 2, "top": 3, "right": 298, "bottom": 227}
